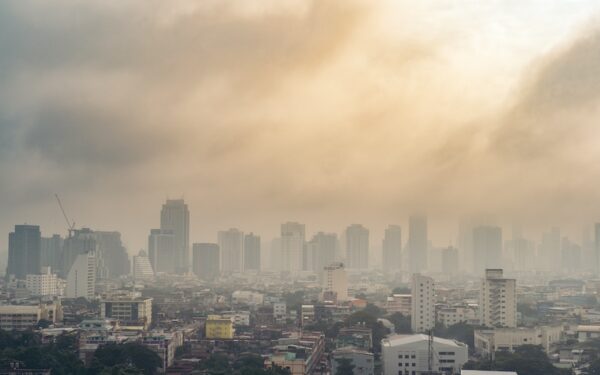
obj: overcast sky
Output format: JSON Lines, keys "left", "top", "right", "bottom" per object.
{"left": 2, "top": 0, "right": 600, "bottom": 252}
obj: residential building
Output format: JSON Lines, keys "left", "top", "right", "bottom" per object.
{"left": 93, "top": 231, "right": 130, "bottom": 279}
{"left": 381, "top": 334, "right": 468, "bottom": 375}
{"left": 100, "top": 297, "right": 153, "bottom": 330}
{"left": 382, "top": 225, "right": 402, "bottom": 274}
{"left": 331, "top": 347, "right": 374, "bottom": 375}
{"left": 479, "top": 269, "right": 517, "bottom": 328}
{"left": 474, "top": 326, "right": 563, "bottom": 356}
{"left": 160, "top": 199, "right": 190, "bottom": 274}
{"left": 336, "top": 327, "right": 373, "bottom": 351}
{"left": 265, "top": 332, "right": 325, "bottom": 375}
{"left": 142, "top": 331, "right": 183, "bottom": 371}
{"left": 244, "top": 233, "right": 261, "bottom": 271}
{"left": 232, "top": 291, "right": 264, "bottom": 306}
{"left": 192, "top": 243, "right": 220, "bottom": 279}
{"left": 281, "top": 222, "right": 305, "bottom": 273}
{"left": 408, "top": 215, "right": 428, "bottom": 273}
{"left": 307, "top": 232, "right": 337, "bottom": 273}
{"left": 40, "top": 234, "right": 63, "bottom": 275}
{"left": 7, "top": 225, "right": 41, "bottom": 279}
{"left": 205, "top": 315, "right": 234, "bottom": 339}
{"left": 345, "top": 224, "right": 369, "bottom": 270}
{"left": 219, "top": 228, "right": 244, "bottom": 273}
{"left": 411, "top": 274, "right": 435, "bottom": 333}
{"left": 62, "top": 228, "right": 96, "bottom": 279}
{"left": 473, "top": 226, "right": 503, "bottom": 274}
{"left": 65, "top": 251, "right": 96, "bottom": 299}
{"left": 322, "top": 262, "right": 349, "bottom": 302}
{"left": 26, "top": 267, "right": 61, "bottom": 296}
{"left": 441, "top": 246, "right": 459, "bottom": 275}
{"left": 0, "top": 301, "right": 62, "bottom": 330}
{"left": 148, "top": 229, "right": 175, "bottom": 274}
{"left": 576, "top": 325, "right": 600, "bottom": 342}
{"left": 386, "top": 294, "right": 412, "bottom": 316}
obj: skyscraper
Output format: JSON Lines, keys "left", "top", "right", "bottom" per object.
{"left": 243, "top": 233, "right": 261, "bottom": 271}
{"left": 160, "top": 199, "right": 190, "bottom": 274}
{"left": 65, "top": 251, "right": 96, "bottom": 299}
{"left": 382, "top": 225, "right": 402, "bottom": 274}
{"left": 148, "top": 229, "right": 175, "bottom": 274}
{"left": 307, "top": 232, "right": 337, "bottom": 273}
{"left": 441, "top": 246, "right": 459, "bottom": 275}
{"left": 411, "top": 273, "right": 435, "bottom": 333}
{"left": 61, "top": 228, "right": 96, "bottom": 279}
{"left": 473, "top": 226, "right": 502, "bottom": 274}
{"left": 192, "top": 243, "right": 220, "bottom": 279}
{"left": 218, "top": 228, "right": 244, "bottom": 273}
{"left": 7, "top": 225, "right": 41, "bottom": 279}
{"left": 540, "top": 227, "right": 561, "bottom": 272}
{"left": 280, "top": 222, "right": 305, "bottom": 273}
{"left": 93, "top": 231, "right": 130, "bottom": 279}
{"left": 40, "top": 234, "right": 63, "bottom": 274}
{"left": 132, "top": 250, "right": 154, "bottom": 280}
{"left": 345, "top": 224, "right": 369, "bottom": 270}
{"left": 408, "top": 215, "right": 428, "bottom": 273}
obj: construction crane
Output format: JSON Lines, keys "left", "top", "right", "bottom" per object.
{"left": 55, "top": 194, "right": 75, "bottom": 236}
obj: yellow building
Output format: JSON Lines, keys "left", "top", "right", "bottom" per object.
{"left": 205, "top": 315, "right": 234, "bottom": 339}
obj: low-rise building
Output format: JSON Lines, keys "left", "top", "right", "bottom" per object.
{"left": 335, "top": 327, "right": 373, "bottom": 351}
{"left": 100, "top": 297, "right": 153, "bottom": 330}
{"left": 232, "top": 291, "right": 264, "bottom": 306}
{"left": 26, "top": 267, "right": 63, "bottom": 297}
{"left": 265, "top": 332, "right": 325, "bottom": 375}
{"left": 386, "top": 294, "right": 411, "bottom": 316}
{"left": 474, "top": 326, "right": 563, "bottom": 355}
{"left": 0, "top": 301, "right": 62, "bottom": 330}
{"left": 142, "top": 331, "right": 184, "bottom": 371}
{"left": 381, "top": 334, "right": 468, "bottom": 375}
{"left": 331, "top": 347, "right": 374, "bottom": 375}
{"left": 576, "top": 325, "right": 600, "bottom": 342}
{"left": 205, "top": 315, "right": 234, "bottom": 339}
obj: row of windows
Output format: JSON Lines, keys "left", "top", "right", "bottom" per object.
{"left": 398, "top": 354, "right": 416, "bottom": 359}
{"left": 438, "top": 351, "right": 455, "bottom": 355}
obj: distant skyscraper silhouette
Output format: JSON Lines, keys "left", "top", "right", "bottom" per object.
{"left": 345, "top": 224, "right": 369, "bottom": 269}
{"left": 132, "top": 250, "right": 154, "bottom": 280}
{"left": 441, "top": 246, "right": 459, "bottom": 275}
{"left": 62, "top": 228, "right": 96, "bottom": 279}
{"left": 473, "top": 226, "right": 502, "bottom": 273}
{"left": 160, "top": 199, "right": 190, "bottom": 274}
{"left": 540, "top": 227, "right": 561, "bottom": 272}
{"left": 408, "top": 215, "right": 428, "bottom": 273}
{"left": 595, "top": 223, "right": 600, "bottom": 274}
{"left": 307, "top": 232, "right": 337, "bottom": 273}
{"left": 243, "top": 233, "right": 261, "bottom": 271}
{"left": 148, "top": 228, "right": 175, "bottom": 274}
{"left": 280, "top": 222, "right": 305, "bottom": 272}
{"left": 382, "top": 225, "right": 402, "bottom": 274}
{"left": 192, "top": 243, "right": 220, "bottom": 279}
{"left": 40, "top": 234, "right": 63, "bottom": 275}
{"left": 7, "top": 225, "right": 41, "bottom": 279}
{"left": 218, "top": 228, "right": 244, "bottom": 273}
{"left": 93, "top": 231, "right": 130, "bottom": 279}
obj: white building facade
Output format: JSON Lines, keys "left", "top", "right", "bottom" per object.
{"left": 411, "top": 274, "right": 435, "bottom": 333}
{"left": 479, "top": 269, "right": 517, "bottom": 328}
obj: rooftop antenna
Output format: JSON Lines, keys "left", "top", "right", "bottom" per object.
{"left": 55, "top": 194, "right": 75, "bottom": 236}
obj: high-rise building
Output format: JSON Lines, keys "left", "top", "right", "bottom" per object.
{"left": 382, "top": 225, "right": 402, "bottom": 274}
{"left": 244, "top": 233, "right": 261, "bottom": 271}
{"left": 132, "top": 250, "right": 154, "bottom": 280}
{"left": 26, "top": 267, "right": 61, "bottom": 297}
{"left": 408, "top": 216, "right": 428, "bottom": 273}
{"left": 281, "top": 222, "right": 305, "bottom": 273}
{"left": 7, "top": 225, "right": 41, "bottom": 279}
{"left": 593, "top": 223, "right": 600, "bottom": 274}
{"left": 322, "top": 262, "right": 348, "bottom": 302}
{"left": 473, "top": 226, "right": 502, "bottom": 274}
{"left": 65, "top": 251, "right": 96, "bottom": 299}
{"left": 411, "top": 273, "right": 435, "bottom": 333}
{"left": 345, "top": 224, "right": 369, "bottom": 270}
{"left": 160, "top": 199, "right": 190, "bottom": 274}
{"left": 62, "top": 228, "right": 96, "bottom": 279}
{"left": 41, "top": 234, "right": 63, "bottom": 275}
{"left": 441, "top": 246, "right": 459, "bottom": 275}
{"left": 192, "top": 243, "right": 220, "bottom": 279}
{"left": 218, "top": 228, "right": 244, "bottom": 273}
{"left": 148, "top": 229, "right": 175, "bottom": 274}
{"left": 93, "top": 231, "right": 130, "bottom": 279}
{"left": 561, "top": 237, "right": 582, "bottom": 273}
{"left": 307, "top": 232, "right": 337, "bottom": 273}
{"left": 509, "top": 237, "right": 535, "bottom": 272}
{"left": 479, "top": 269, "right": 516, "bottom": 328}
{"left": 540, "top": 227, "right": 561, "bottom": 272}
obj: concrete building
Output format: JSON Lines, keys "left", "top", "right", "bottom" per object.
{"left": 322, "top": 262, "right": 349, "bottom": 302}
{"left": 219, "top": 228, "right": 244, "bottom": 273}
{"left": 345, "top": 224, "right": 369, "bottom": 270}
{"left": 205, "top": 315, "right": 234, "bottom": 339}
{"left": 244, "top": 233, "right": 261, "bottom": 271}
{"left": 437, "top": 306, "right": 478, "bottom": 327}
{"left": 382, "top": 225, "right": 402, "bottom": 274}
{"left": 232, "top": 290, "right": 264, "bottom": 306}
{"left": 441, "top": 246, "right": 459, "bottom": 275}
{"left": 336, "top": 327, "right": 372, "bottom": 351}
{"left": 411, "top": 274, "right": 435, "bottom": 333}
{"left": 281, "top": 222, "right": 305, "bottom": 273}
{"left": 473, "top": 226, "right": 503, "bottom": 274}
{"left": 26, "top": 267, "right": 61, "bottom": 296}
{"left": 7, "top": 224, "right": 41, "bottom": 279}
{"left": 408, "top": 216, "right": 428, "bottom": 273}
{"left": 331, "top": 347, "right": 374, "bottom": 375}
{"left": 274, "top": 302, "right": 287, "bottom": 322}
{"left": 265, "top": 332, "right": 325, "bottom": 375}
{"left": 386, "top": 294, "right": 412, "bottom": 316}
{"left": 142, "top": 331, "right": 183, "bottom": 371}
{"left": 65, "top": 251, "right": 96, "bottom": 299}
{"left": 40, "top": 234, "right": 63, "bottom": 275}
{"left": 192, "top": 243, "right": 220, "bottom": 279}
{"left": 474, "top": 326, "right": 563, "bottom": 356}
{"left": 0, "top": 301, "right": 62, "bottom": 330}
{"left": 100, "top": 297, "right": 153, "bottom": 330}
{"left": 93, "top": 231, "right": 130, "bottom": 279}
{"left": 132, "top": 250, "right": 154, "bottom": 280}
{"left": 160, "top": 199, "right": 190, "bottom": 274}
{"left": 382, "top": 334, "right": 468, "bottom": 375}
{"left": 148, "top": 228, "right": 175, "bottom": 274}
{"left": 576, "top": 325, "right": 600, "bottom": 342}
{"left": 307, "top": 232, "right": 337, "bottom": 273}
{"left": 61, "top": 228, "right": 97, "bottom": 279}
{"left": 479, "top": 269, "right": 516, "bottom": 328}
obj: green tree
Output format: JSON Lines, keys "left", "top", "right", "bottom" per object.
{"left": 335, "top": 358, "right": 355, "bottom": 375}
{"left": 92, "top": 342, "right": 162, "bottom": 375}
{"left": 386, "top": 313, "right": 411, "bottom": 334}
{"left": 463, "top": 345, "right": 564, "bottom": 375}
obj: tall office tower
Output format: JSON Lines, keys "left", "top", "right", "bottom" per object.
{"left": 281, "top": 222, "right": 305, "bottom": 273}
{"left": 322, "top": 262, "right": 348, "bottom": 302}
{"left": 472, "top": 226, "right": 502, "bottom": 274}
{"left": 148, "top": 229, "right": 175, "bottom": 274}
{"left": 595, "top": 223, "right": 600, "bottom": 274}
{"left": 6, "top": 225, "right": 41, "bottom": 279}
{"left": 307, "top": 232, "right": 337, "bottom": 273}
{"left": 409, "top": 215, "right": 428, "bottom": 273}
{"left": 93, "top": 231, "right": 130, "bottom": 279}
{"left": 541, "top": 227, "right": 561, "bottom": 272}
{"left": 411, "top": 273, "right": 435, "bottom": 333}
{"left": 160, "top": 199, "right": 190, "bottom": 274}
{"left": 61, "top": 228, "right": 97, "bottom": 279}
{"left": 382, "top": 225, "right": 402, "bottom": 274}
{"left": 561, "top": 237, "right": 582, "bottom": 273}
{"left": 41, "top": 234, "right": 63, "bottom": 274}
{"left": 441, "top": 246, "right": 459, "bottom": 275}
{"left": 132, "top": 250, "right": 154, "bottom": 280}
{"left": 192, "top": 243, "right": 220, "bottom": 279}
{"left": 218, "top": 228, "right": 244, "bottom": 273}
{"left": 66, "top": 251, "right": 96, "bottom": 299}
{"left": 345, "top": 224, "right": 369, "bottom": 270}
{"left": 479, "top": 269, "right": 516, "bottom": 328}
{"left": 243, "top": 233, "right": 261, "bottom": 271}
{"left": 511, "top": 237, "right": 535, "bottom": 271}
